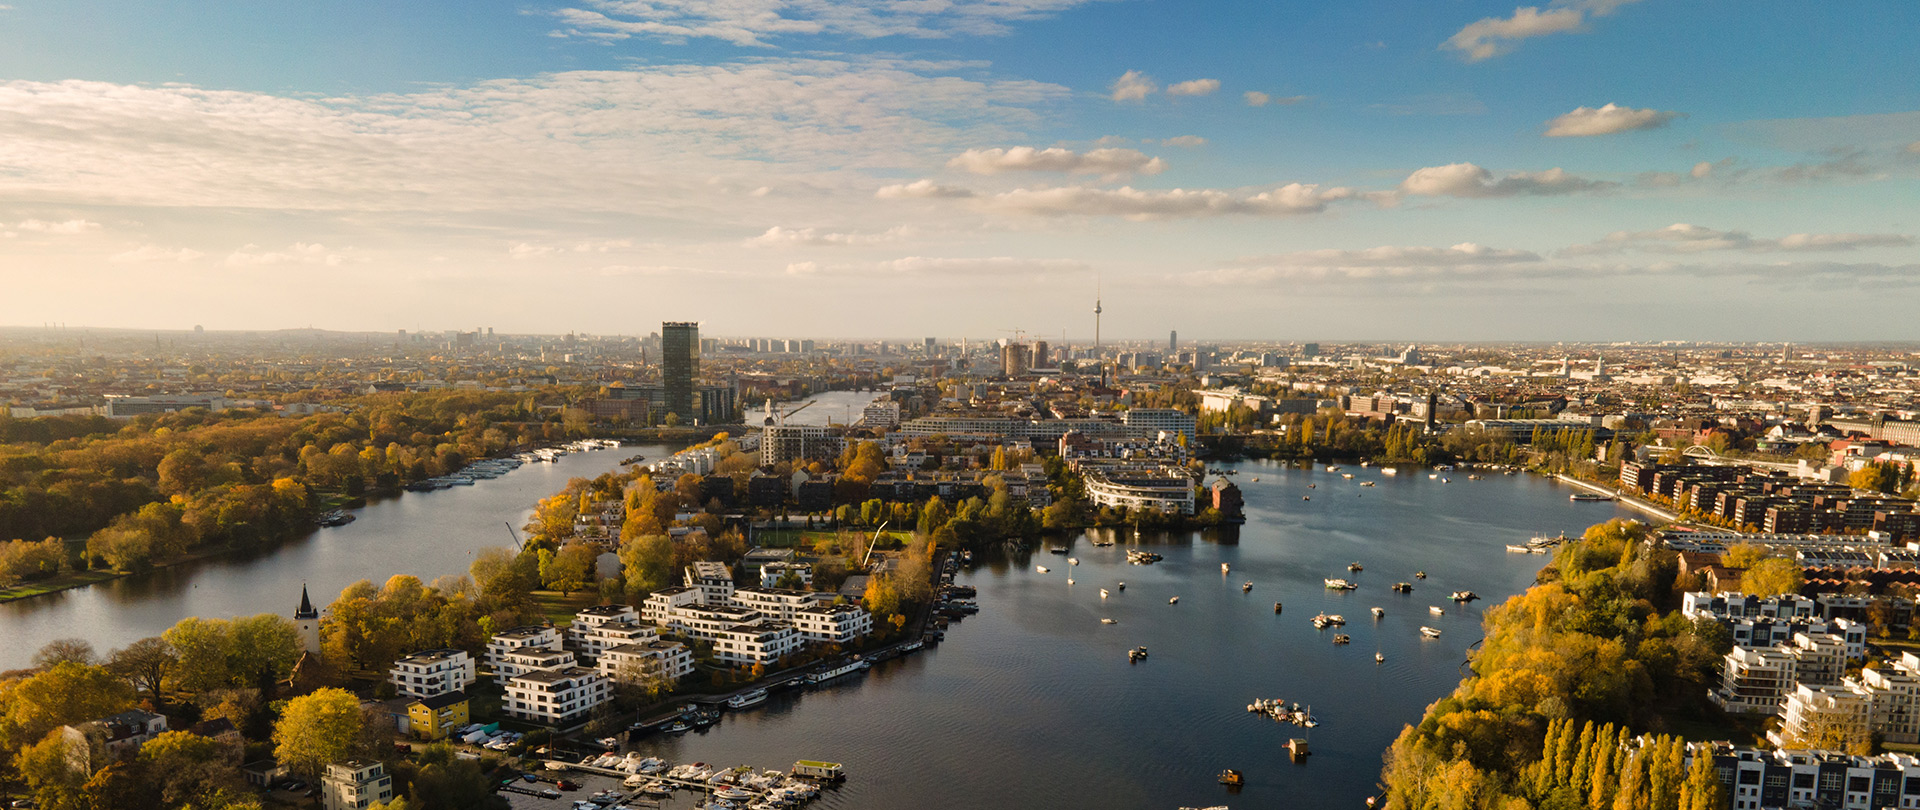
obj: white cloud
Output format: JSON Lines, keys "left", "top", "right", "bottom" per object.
{"left": 875, "top": 179, "right": 976, "bottom": 199}
{"left": 1189, "top": 243, "right": 1542, "bottom": 284}
{"left": 1109, "top": 70, "right": 1156, "bottom": 102}
{"left": 980, "top": 183, "right": 1355, "bottom": 219}
{"left": 108, "top": 245, "right": 205, "bottom": 264}
{"left": 1245, "top": 92, "right": 1307, "bottom": 107}
{"left": 1565, "top": 223, "right": 1913, "bottom": 255}
{"left": 0, "top": 63, "right": 1066, "bottom": 217}
{"left": 1691, "top": 161, "right": 1716, "bottom": 179}
{"left": 1161, "top": 136, "right": 1207, "bottom": 147}
{"left": 1165, "top": 79, "right": 1220, "bottom": 97}
{"left": 548, "top": 0, "right": 1106, "bottom": 46}
{"left": 1544, "top": 103, "right": 1680, "bottom": 136}
{"left": 1907, "top": 141, "right": 1920, "bottom": 155}
{"left": 510, "top": 239, "right": 636, "bottom": 257}
{"left": 748, "top": 225, "right": 909, "bottom": 247}
{"left": 946, "top": 146, "right": 1166, "bottom": 175}
{"left": 17, "top": 219, "right": 102, "bottom": 235}
{"left": 1399, "top": 162, "right": 1613, "bottom": 198}
{"left": 225, "top": 243, "right": 352, "bottom": 267}
{"left": 1443, "top": 0, "right": 1643, "bottom": 62}
{"left": 786, "top": 255, "right": 1086, "bottom": 276}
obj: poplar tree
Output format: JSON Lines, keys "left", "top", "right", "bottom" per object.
{"left": 1589, "top": 723, "right": 1617, "bottom": 810}
{"left": 1614, "top": 746, "right": 1647, "bottom": 810}
{"left": 1555, "top": 718, "right": 1583, "bottom": 791}
{"left": 1648, "top": 737, "right": 1684, "bottom": 810}
{"left": 1680, "top": 749, "right": 1724, "bottom": 810}
{"left": 1571, "top": 721, "right": 1599, "bottom": 799}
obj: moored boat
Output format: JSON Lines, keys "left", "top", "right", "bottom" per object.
{"left": 1421, "top": 626, "right": 1443, "bottom": 638}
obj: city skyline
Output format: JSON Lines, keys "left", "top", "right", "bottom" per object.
{"left": 1, "top": 1, "right": 1917, "bottom": 339}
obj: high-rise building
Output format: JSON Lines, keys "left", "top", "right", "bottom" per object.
{"left": 1169, "top": 330, "right": 1177, "bottom": 353}
{"left": 924, "top": 337, "right": 936, "bottom": 354}
{"left": 661, "top": 322, "right": 699, "bottom": 421}
{"left": 1001, "top": 343, "right": 1030, "bottom": 376}
{"left": 1031, "top": 340, "right": 1049, "bottom": 369}
{"left": 1302, "top": 342, "right": 1320, "bottom": 358}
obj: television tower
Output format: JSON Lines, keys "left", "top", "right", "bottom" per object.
{"left": 1093, "top": 277, "right": 1103, "bottom": 349}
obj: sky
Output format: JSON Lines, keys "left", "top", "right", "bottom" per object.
{"left": 1, "top": 0, "right": 1917, "bottom": 342}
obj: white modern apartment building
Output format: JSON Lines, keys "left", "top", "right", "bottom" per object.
{"left": 386, "top": 649, "right": 475, "bottom": 700}
{"left": 1714, "top": 632, "right": 1852, "bottom": 715}
{"left": 492, "top": 648, "right": 577, "bottom": 686}
{"left": 861, "top": 400, "right": 901, "bottom": 429}
{"left": 732, "top": 586, "right": 830, "bottom": 621}
{"left": 598, "top": 640, "right": 696, "bottom": 683}
{"left": 486, "top": 626, "right": 562, "bottom": 669}
{"left": 643, "top": 586, "right": 705, "bottom": 625}
{"left": 504, "top": 666, "right": 613, "bottom": 726}
{"left": 760, "top": 561, "right": 813, "bottom": 588}
{"left": 569, "top": 605, "right": 660, "bottom": 659}
{"left": 685, "top": 561, "right": 735, "bottom": 604}
{"left": 1121, "top": 408, "right": 1197, "bottom": 442}
{"left": 1768, "top": 652, "right": 1920, "bottom": 747}
{"left": 321, "top": 761, "right": 394, "bottom": 810}
{"left": 1082, "top": 467, "right": 1196, "bottom": 515}
{"left": 793, "top": 604, "right": 874, "bottom": 644}
{"left": 711, "top": 621, "right": 802, "bottom": 666}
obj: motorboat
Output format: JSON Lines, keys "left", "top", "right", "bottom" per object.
{"left": 1421, "top": 626, "right": 1443, "bottom": 638}
{"left": 725, "top": 688, "right": 769, "bottom": 710}
{"left": 1414, "top": 571, "right": 1427, "bottom": 579}
{"left": 1101, "top": 618, "right": 1118, "bottom": 624}
{"left": 1324, "top": 578, "right": 1357, "bottom": 590}
{"left": 1391, "top": 582, "right": 1413, "bottom": 593}
{"left": 1451, "top": 591, "right": 1479, "bottom": 603}
{"left": 1371, "top": 607, "right": 1385, "bottom": 618}
{"left": 1273, "top": 602, "right": 1283, "bottom": 614}
{"left": 1067, "top": 578, "right": 1075, "bottom": 585}
{"left": 1375, "top": 652, "right": 1386, "bottom": 663}
{"left": 1169, "top": 596, "right": 1180, "bottom": 605}
{"left": 1117, "top": 582, "right": 1125, "bottom": 590}
{"left": 1035, "top": 565, "right": 1050, "bottom": 573}
{"left": 1332, "top": 634, "right": 1351, "bottom": 645}
{"left": 1429, "top": 606, "right": 1445, "bottom": 615}
{"left": 1219, "top": 769, "right": 1244, "bottom": 786}
{"left": 1100, "top": 588, "right": 1110, "bottom": 598}
{"left": 1221, "top": 563, "right": 1231, "bottom": 574}
{"left": 1242, "top": 581, "right": 1253, "bottom": 593}
{"left": 1069, "top": 557, "right": 1080, "bottom": 565}
{"left": 1348, "top": 562, "right": 1364, "bottom": 572}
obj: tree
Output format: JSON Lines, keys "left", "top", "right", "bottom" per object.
{"left": 1743, "top": 557, "right": 1804, "bottom": 598}
{"left": 227, "top": 613, "right": 302, "bottom": 688}
{"left": 106, "top": 637, "right": 177, "bottom": 706}
{"left": 1722, "top": 543, "right": 1767, "bottom": 570}
{"left": 139, "top": 729, "right": 245, "bottom": 806}
{"left": 32, "top": 639, "right": 98, "bottom": 670}
{"left": 1, "top": 662, "right": 137, "bottom": 750}
{"left": 1680, "top": 747, "right": 1724, "bottom": 810}
{"left": 273, "top": 687, "right": 363, "bottom": 781}
{"left": 619, "top": 534, "right": 675, "bottom": 595}
{"left": 165, "top": 617, "right": 235, "bottom": 693}
{"left": 17, "top": 730, "right": 87, "bottom": 810}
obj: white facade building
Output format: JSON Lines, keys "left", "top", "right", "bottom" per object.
{"left": 643, "top": 586, "right": 705, "bottom": 625}
{"left": 598, "top": 640, "right": 695, "bottom": 684}
{"left": 322, "top": 761, "right": 394, "bottom": 810}
{"left": 1121, "top": 408, "right": 1197, "bottom": 442}
{"left": 760, "top": 561, "right": 814, "bottom": 588}
{"left": 685, "top": 561, "right": 736, "bottom": 604}
{"left": 732, "top": 586, "right": 830, "bottom": 621}
{"left": 1082, "top": 467, "right": 1196, "bottom": 515}
{"left": 503, "top": 666, "right": 613, "bottom": 726}
{"left": 793, "top": 604, "right": 874, "bottom": 645}
{"left": 711, "top": 621, "right": 802, "bottom": 666}
{"left": 386, "top": 649, "right": 475, "bottom": 700}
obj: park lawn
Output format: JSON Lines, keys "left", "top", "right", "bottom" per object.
{"left": 0, "top": 569, "right": 124, "bottom": 603}
{"left": 755, "top": 528, "right": 915, "bottom": 551}
{"left": 530, "top": 590, "right": 598, "bottom": 624}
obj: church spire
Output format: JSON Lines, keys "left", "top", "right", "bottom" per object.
{"left": 295, "top": 584, "right": 318, "bottom": 620}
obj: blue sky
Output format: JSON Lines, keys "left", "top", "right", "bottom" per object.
{"left": 1, "top": 0, "right": 1916, "bottom": 341}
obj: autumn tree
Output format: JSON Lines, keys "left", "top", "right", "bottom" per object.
{"left": 0, "top": 661, "right": 136, "bottom": 749}
{"left": 619, "top": 533, "right": 675, "bottom": 595}
{"left": 273, "top": 687, "right": 364, "bottom": 781}
{"left": 106, "top": 637, "right": 177, "bottom": 706}
{"left": 1743, "top": 557, "right": 1804, "bottom": 598}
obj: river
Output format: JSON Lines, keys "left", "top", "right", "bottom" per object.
{"left": 614, "top": 461, "right": 1639, "bottom": 810}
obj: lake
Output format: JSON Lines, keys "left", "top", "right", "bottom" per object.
{"left": 618, "top": 460, "right": 1638, "bottom": 810}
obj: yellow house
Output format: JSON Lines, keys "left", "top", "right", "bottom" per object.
{"left": 407, "top": 691, "right": 469, "bottom": 741}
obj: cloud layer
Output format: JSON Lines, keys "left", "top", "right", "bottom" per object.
{"left": 1564, "top": 223, "right": 1913, "bottom": 255}
{"left": 1443, "top": 0, "right": 1644, "bottom": 62}
{"left": 947, "top": 146, "right": 1166, "bottom": 175}
{"left": 550, "top": 0, "right": 1104, "bottom": 46}
{"left": 1544, "top": 103, "right": 1680, "bottom": 136}
{"left": 1400, "top": 162, "right": 1612, "bottom": 197}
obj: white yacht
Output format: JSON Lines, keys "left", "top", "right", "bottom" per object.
{"left": 725, "top": 688, "right": 769, "bottom": 709}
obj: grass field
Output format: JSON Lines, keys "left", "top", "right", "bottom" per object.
{"left": 754, "top": 528, "right": 915, "bottom": 551}
{"left": 0, "top": 569, "right": 124, "bottom": 603}
{"left": 530, "top": 590, "right": 598, "bottom": 623}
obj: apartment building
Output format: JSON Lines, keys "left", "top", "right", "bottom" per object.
{"left": 598, "top": 640, "right": 695, "bottom": 683}
{"left": 322, "top": 761, "right": 395, "bottom": 810}
{"left": 793, "top": 603, "right": 875, "bottom": 644}
{"left": 503, "top": 666, "right": 613, "bottom": 726}
{"left": 387, "top": 649, "right": 475, "bottom": 700}
{"left": 732, "top": 586, "right": 830, "bottom": 621}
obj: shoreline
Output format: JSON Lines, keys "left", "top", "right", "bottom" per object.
{"left": 1550, "top": 473, "right": 1680, "bottom": 523}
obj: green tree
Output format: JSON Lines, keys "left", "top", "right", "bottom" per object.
{"left": 619, "top": 533, "right": 675, "bottom": 595}
{"left": 1743, "top": 557, "right": 1804, "bottom": 598}
{"left": 273, "top": 687, "right": 364, "bottom": 781}
{"left": 1, "top": 662, "right": 137, "bottom": 749}
{"left": 17, "top": 730, "right": 87, "bottom": 810}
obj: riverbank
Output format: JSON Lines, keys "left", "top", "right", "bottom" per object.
{"left": 0, "top": 569, "right": 122, "bottom": 603}
{"left": 1552, "top": 473, "right": 1681, "bottom": 522}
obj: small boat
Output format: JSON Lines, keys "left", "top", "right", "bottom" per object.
{"left": 1348, "top": 562, "right": 1363, "bottom": 572}
{"left": 1069, "top": 557, "right": 1080, "bottom": 565}
{"left": 1375, "top": 652, "right": 1386, "bottom": 663}
{"left": 1421, "top": 626, "right": 1443, "bottom": 638}
{"left": 1117, "top": 582, "right": 1126, "bottom": 590}
{"left": 1570, "top": 493, "right": 1614, "bottom": 502}
{"left": 1242, "top": 581, "right": 1253, "bottom": 593}
{"left": 1048, "top": 546, "right": 1069, "bottom": 555}
{"left": 1308, "top": 484, "right": 1316, "bottom": 489}
{"left": 1361, "top": 481, "right": 1376, "bottom": 487}
{"left": 664, "top": 721, "right": 690, "bottom": 733}
{"left": 1414, "top": 571, "right": 1427, "bottom": 579}
{"left": 1429, "top": 606, "right": 1445, "bottom": 615}
{"left": 1429, "top": 473, "right": 1439, "bottom": 479}
{"left": 1303, "top": 496, "right": 1311, "bottom": 501}
{"left": 1100, "top": 588, "right": 1110, "bottom": 598}
{"left": 1332, "top": 634, "right": 1351, "bottom": 645}
{"left": 1382, "top": 467, "right": 1398, "bottom": 476}
{"left": 1219, "top": 769, "right": 1244, "bottom": 786}
{"left": 1251, "top": 477, "right": 1259, "bottom": 482}
{"left": 725, "top": 688, "right": 768, "bottom": 709}
{"left": 1274, "top": 602, "right": 1284, "bottom": 614}
{"left": 1371, "top": 607, "right": 1385, "bottom": 618}
{"left": 1035, "top": 565, "right": 1050, "bottom": 573}
{"left": 1221, "top": 563, "right": 1231, "bottom": 574}
{"left": 1451, "top": 591, "right": 1479, "bottom": 603}
{"left": 1391, "top": 582, "right": 1413, "bottom": 593}
{"left": 1324, "top": 578, "right": 1357, "bottom": 590}
{"left": 1169, "top": 596, "right": 1180, "bottom": 605}
{"left": 1067, "top": 578, "right": 1075, "bottom": 585}
{"left": 1342, "top": 473, "right": 1354, "bottom": 479}
{"left": 716, "top": 787, "right": 754, "bottom": 801}
{"left": 1101, "top": 618, "right": 1117, "bottom": 624}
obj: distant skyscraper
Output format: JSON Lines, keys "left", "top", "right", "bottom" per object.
{"left": 1302, "top": 342, "right": 1320, "bottom": 358}
{"left": 924, "top": 337, "right": 936, "bottom": 354}
{"left": 1031, "top": 340, "right": 1049, "bottom": 369}
{"left": 1001, "top": 343, "right": 1030, "bottom": 376}
{"left": 662, "top": 321, "right": 699, "bottom": 420}
{"left": 1169, "top": 330, "right": 1177, "bottom": 353}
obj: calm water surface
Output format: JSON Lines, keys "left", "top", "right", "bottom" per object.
{"left": 0, "top": 444, "right": 674, "bottom": 670}
{"left": 624, "top": 461, "right": 1640, "bottom": 810}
